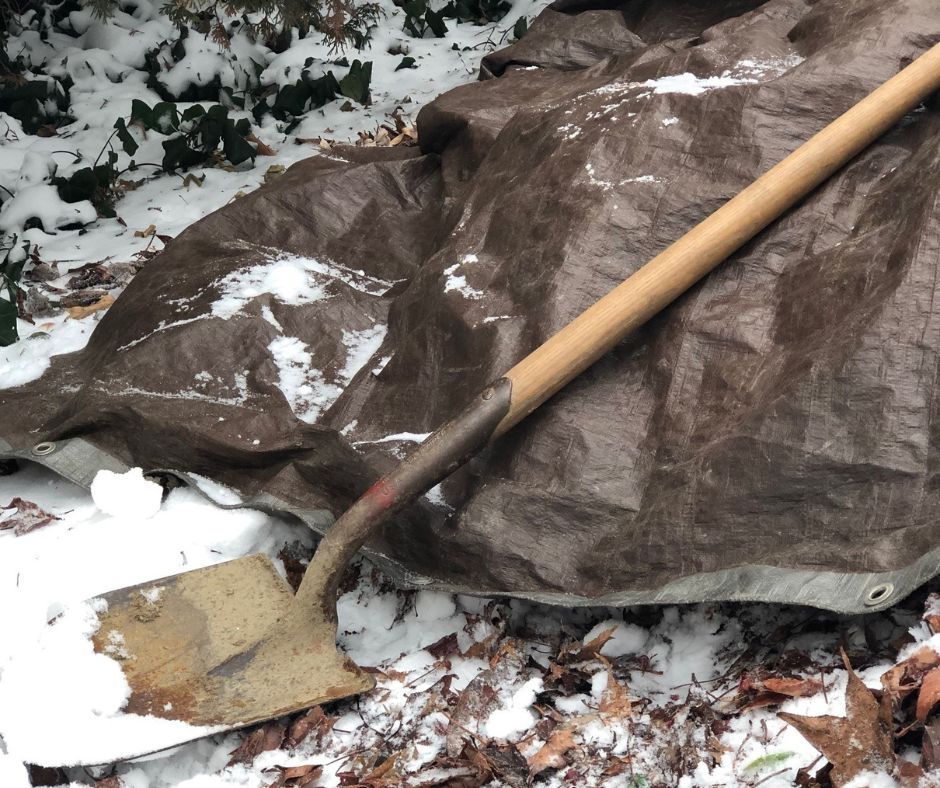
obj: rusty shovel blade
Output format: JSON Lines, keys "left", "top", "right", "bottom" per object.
{"left": 90, "top": 554, "right": 373, "bottom": 757}
{"left": 84, "top": 382, "right": 515, "bottom": 764}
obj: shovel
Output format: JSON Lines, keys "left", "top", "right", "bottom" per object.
{"left": 89, "top": 42, "right": 940, "bottom": 757}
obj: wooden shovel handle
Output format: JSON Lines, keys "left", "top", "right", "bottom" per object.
{"left": 301, "top": 44, "right": 940, "bottom": 618}
{"left": 496, "top": 42, "right": 940, "bottom": 436}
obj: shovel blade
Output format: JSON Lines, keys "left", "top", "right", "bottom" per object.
{"left": 91, "top": 554, "right": 373, "bottom": 737}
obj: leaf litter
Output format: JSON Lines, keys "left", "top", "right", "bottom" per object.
{"left": 0, "top": 497, "right": 59, "bottom": 536}
{"left": 6, "top": 463, "right": 940, "bottom": 786}
{"left": 41, "top": 566, "right": 940, "bottom": 786}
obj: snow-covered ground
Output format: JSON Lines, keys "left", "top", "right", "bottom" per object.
{"left": 2, "top": 2, "right": 939, "bottom": 786}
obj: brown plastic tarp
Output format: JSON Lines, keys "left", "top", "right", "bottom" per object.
{"left": 3, "top": 0, "right": 940, "bottom": 613}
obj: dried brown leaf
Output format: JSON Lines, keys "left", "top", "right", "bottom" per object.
{"left": 558, "top": 627, "right": 616, "bottom": 665}
{"left": 880, "top": 646, "right": 940, "bottom": 725}
{"left": 427, "top": 633, "right": 459, "bottom": 660}
{"left": 599, "top": 672, "right": 633, "bottom": 717}
{"left": 278, "top": 763, "right": 322, "bottom": 785}
{"left": 898, "top": 759, "right": 924, "bottom": 787}
{"left": 60, "top": 288, "right": 108, "bottom": 307}
{"left": 780, "top": 652, "right": 894, "bottom": 786}
{"left": 0, "top": 497, "right": 59, "bottom": 536}
{"left": 762, "top": 677, "right": 824, "bottom": 698}
{"left": 359, "top": 751, "right": 401, "bottom": 783}
{"left": 93, "top": 778, "right": 124, "bottom": 788}
{"left": 247, "top": 133, "right": 276, "bottom": 156}
{"left": 527, "top": 727, "right": 576, "bottom": 776}
{"left": 923, "top": 717, "right": 940, "bottom": 769}
{"left": 227, "top": 720, "right": 286, "bottom": 766}
{"left": 264, "top": 164, "right": 286, "bottom": 183}
{"left": 916, "top": 667, "right": 940, "bottom": 722}
{"left": 287, "top": 706, "right": 335, "bottom": 747}
{"left": 134, "top": 224, "right": 156, "bottom": 238}
{"left": 66, "top": 293, "right": 115, "bottom": 320}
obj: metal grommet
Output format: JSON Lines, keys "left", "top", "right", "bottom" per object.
{"left": 31, "top": 441, "right": 56, "bottom": 457}
{"left": 864, "top": 582, "right": 895, "bottom": 607}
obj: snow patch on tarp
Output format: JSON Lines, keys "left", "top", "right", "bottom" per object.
{"left": 268, "top": 335, "right": 342, "bottom": 423}
{"left": 592, "top": 55, "right": 804, "bottom": 98}
{"left": 268, "top": 322, "right": 387, "bottom": 423}
{"left": 213, "top": 253, "right": 398, "bottom": 320}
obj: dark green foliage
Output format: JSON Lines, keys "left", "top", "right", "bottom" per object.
{"left": 0, "top": 237, "right": 27, "bottom": 347}
{"left": 402, "top": 0, "right": 447, "bottom": 38}
{"left": 52, "top": 150, "right": 121, "bottom": 218}
{"left": 120, "top": 100, "right": 258, "bottom": 170}
{"left": 512, "top": 15, "right": 526, "bottom": 40}
{"left": 338, "top": 59, "right": 371, "bottom": 104}
{"left": 0, "top": 77, "right": 71, "bottom": 133}
{"left": 402, "top": 0, "right": 508, "bottom": 38}
{"left": 252, "top": 58, "right": 371, "bottom": 129}
{"left": 263, "top": 70, "right": 341, "bottom": 124}
{"left": 113, "top": 117, "right": 138, "bottom": 156}
{"left": 395, "top": 56, "right": 416, "bottom": 70}
{"left": 441, "top": 0, "right": 509, "bottom": 24}
{"left": 0, "top": 295, "right": 17, "bottom": 346}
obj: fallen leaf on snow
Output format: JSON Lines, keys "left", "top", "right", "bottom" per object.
{"left": 286, "top": 705, "right": 335, "bottom": 747}
{"left": 880, "top": 645, "right": 940, "bottom": 724}
{"left": 66, "top": 294, "right": 115, "bottom": 320}
{"left": 762, "top": 676, "right": 824, "bottom": 698}
{"left": 265, "top": 164, "right": 286, "bottom": 183}
{"left": 558, "top": 627, "right": 616, "bottom": 665}
{"left": 599, "top": 672, "right": 633, "bottom": 717}
{"left": 248, "top": 133, "right": 277, "bottom": 156}
{"left": 780, "top": 652, "right": 894, "bottom": 786}
{"left": 271, "top": 763, "right": 322, "bottom": 787}
{"left": 359, "top": 751, "right": 402, "bottom": 783}
{"left": 227, "top": 719, "right": 286, "bottom": 766}
{"left": 0, "top": 497, "right": 60, "bottom": 536}
{"left": 527, "top": 726, "right": 576, "bottom": 775}
{"left": 134, "top": 224, "right": 156, "bottom": 237}
{"left": 427, "top": 632, "right": 459, "bottom": 660}
{"left": 916, "top": 667, "right": 940, "bottom": 722}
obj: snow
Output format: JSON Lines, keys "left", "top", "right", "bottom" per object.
{"left": 355, "top": 431, "right": 432, "bottom": 445}
{"left": 642, "top": 71, "right": 759, "bottom": 96}
{"left": 584, "top": 618, "right": 648, "bottom": 657}
{"left": 843, "top": 772, "right": 900, "bottom": 788}
{"left": 0, "top": 183, "right": 97, "bottom": 232}
{"left": 212, "top": 258, "right": 328, "bottom": 319}
{"left": 483, "top": 677, "right": 543, "bottom": 739}
{"left": 267, "top": 322, "right": 385, "bottom": 422}
{"left": 0, "top": 314, "right": 93, "bottom": 389}
{"left": 90, "top": 467, "right": 164, "bottom": 519}
{"left": 0, "top": 598, "right": 222, "bottom": 767}
{"left": 268, "top": 335, "right": 342, "bottom": 423}
{"left": 212, "top": 254, "right": 396, "bottom": 320}
{"left": 443, "top": 253, "right": 484, "bottom": 299}
{"left": 0, "top": 463, "right": 307, "bottom": 773}
{"left": 338, "top": 323, "right": 387, "bottom": 383}
{"left": 592, "top": 55, "right": 804, "bottom": 100}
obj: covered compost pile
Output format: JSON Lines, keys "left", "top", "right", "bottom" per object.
{"left": 2, "top": 0, "right": 939, "bottom": 614}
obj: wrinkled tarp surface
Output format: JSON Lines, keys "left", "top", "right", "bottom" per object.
{"left": 3, "top": 0, "right": 940, "bottom": 613}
